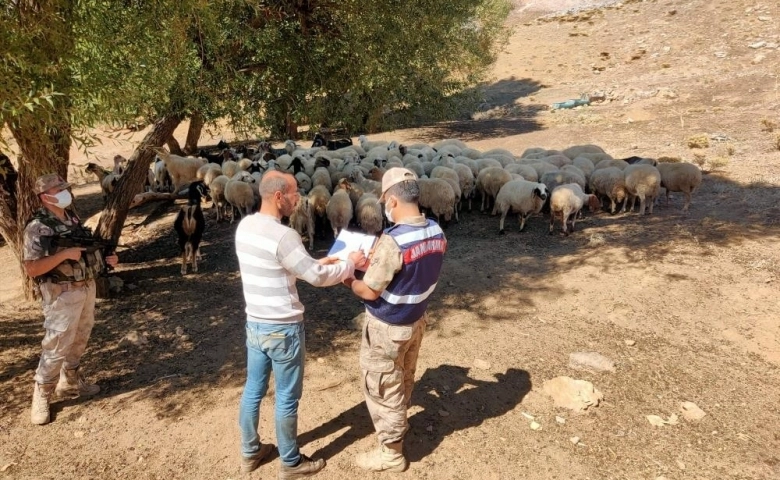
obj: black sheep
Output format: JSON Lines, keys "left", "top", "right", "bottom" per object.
{"left": 174, "top": 181, "right": 208, "bottom": 275}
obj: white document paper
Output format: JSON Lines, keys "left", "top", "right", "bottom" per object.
{"left": 327, "top": 229, "right": 377, "bottom": 262}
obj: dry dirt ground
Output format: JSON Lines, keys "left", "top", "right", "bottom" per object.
{"left": 2, "top": 0, "right": 780, "bottom": 479}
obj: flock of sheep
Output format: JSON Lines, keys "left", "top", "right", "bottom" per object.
{"left": 87, "top": 135, "right": 704, "bottom": 263}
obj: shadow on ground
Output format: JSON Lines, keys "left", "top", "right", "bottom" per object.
{"left": 1, "top": 143, "right": 779, "bottom": 427}
{"left": 298, "top": 365, "right": 532, "bottom": 461}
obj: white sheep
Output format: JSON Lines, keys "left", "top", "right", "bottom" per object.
{"left": 404, "top": 161, "right": 425, "bottom": 179}
{"left": 432, "top": 138, "right": 468, "bottom": 151}
{"left": 529, "top": 162, "right": 560, "bottom": 180}
{"left": 154, "top": 150, "right": 207, "bottom": 193}
{"left": 203, "top": 165, "right": 223, "bottom": 187}
{"left": 356, "top": 193, "right": 383, "bottom": 235}
{"left": 576, "top": 152, "right": 613, "bottom": 164}
{"left": 326, "top": 180, "right": 354, "bottom": 237}
{"left": 494, "top": 179, "right": 549, "bottom": 233}
{"left": 572, "top": 156, "right": 596, "bottom": 180}
{"left": 431, "top": 166, "right": 462, "bottom": 215}
{"left": 540, "top": 170, "right": 587, "bottom": 194}
{"left": 351, "top": 169, "right": 382, "bottom": 197}
{"left": 540, "top": 154, "right": 573, "bottom": 168}
{"left": 588, "top": 167, "right": 628, "bottom": 214}
{"left": 311, "top": 158, "right": 332, "bottom": 193}
{"left": 549, "top": 183, "right": 601, "bottom": 235}
{"left": 657, "top": 162, "right": 702, "bottom": 212}
{"left": 475, "top": 166, "right": 513, "bottom": 214}
{"left": 454, "top": 157, "right": 480, "bottom": 178}
{"left": 504, "top": 163, "right": 539, "bottom": 182}
{"left": 221, "top": 160, "right": 240, "bottom": 179}
{"left": 225, "top": 172, "right": 256, "bottom": 223}
{"left": 359, "top": 135, "right": 389, "bottom": 152}
{"left": 476, "top": 157, "right": 503, "bottom": 172}
{"left": 483, "top": 153, "right": 515, "bottom": 167}
{"left": 520, "top": 147, "right": 547, "bottom": 158}
{"left": 308, "top": 185, "right": 332, "bottom": 238}
{"left": 290, "top": 170, "right": 310, "bottom": 193}
{"left": 418, "top": 177, "right": 457, "bottom": 224}
{"left": 289, "top": 195, "right": 315, "bottom": 250}
{"left": 197, "top": 163, "right": 221, "bottom": 182}
{"left": 594, "top": 158, "right": 629, "bottom": 171}
{"left": 560, "top": 165, "right": 587, "bottom": 186}
{"left": 452, "top": 163, "right": 476, "bottom": 211}
{"left": 209, "top": 174, "right": 230, "bottom": 222}
{"left": 562, "top": 144, "right": 605, "bottom": 160}
{"left": 624, "top": 164, "right": 661, "bottom": 215}
{"left": 460, "top": 147, "right": 483, "bottom": 159}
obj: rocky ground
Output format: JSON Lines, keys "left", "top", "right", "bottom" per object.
{"left": 1, "top": 0, "right": 779, "bottom": 479}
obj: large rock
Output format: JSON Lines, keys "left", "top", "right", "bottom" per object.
{"left": 542, "top": 376, "right": 603, "bottom": 412}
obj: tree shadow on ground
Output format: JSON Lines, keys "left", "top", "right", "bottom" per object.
{"left": 397, "top": 77, "right": 547, "bottom": 143}
{"left": 1, "top": 157, "right": 779, "bottom": 422}
{"left": 298, "top": 365, "right": 531, "bottom": 462}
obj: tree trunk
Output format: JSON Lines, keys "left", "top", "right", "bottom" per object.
{"left": 1, "top": 112, "right": 72, "bottom": 300}
{"left": 166, "top": 135, "right": 185, "bottom": 156}
{"left": 183, "top": 112, "right": 205, "bottom": 155}
{"left": 96, "top": 115, "right": 182, "bottom": 243}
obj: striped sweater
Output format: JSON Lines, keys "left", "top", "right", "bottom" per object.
{"left": 235, "top": 213, "right": 355, "bottom": 324}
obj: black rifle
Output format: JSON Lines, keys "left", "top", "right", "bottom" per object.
{"left": 40, "top": 234, "right": 120, "bottom": 271}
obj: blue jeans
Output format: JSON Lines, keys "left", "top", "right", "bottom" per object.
{"left": 238, "top": 321, "right": 305, "bottom": 466}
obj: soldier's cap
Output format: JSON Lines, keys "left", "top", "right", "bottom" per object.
{"left": 381, "top": 167, "right": 418, "bottom": 200}
{"left": 34, "top": 173, "right": 71, "bottom": 195}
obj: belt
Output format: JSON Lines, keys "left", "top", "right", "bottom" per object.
{"left": 54, "top": 280, "right": 87, "bottom": 291}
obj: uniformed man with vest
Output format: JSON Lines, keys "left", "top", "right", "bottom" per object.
{"left": 22, "top": 173, "right": 119, "bottom": 425}
{"left": 343, "top": 167, "right": 447, "bottom": 472}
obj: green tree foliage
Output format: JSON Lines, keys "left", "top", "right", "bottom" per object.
{"left": 0, "top": 0, "right": 511, "bottom": 298}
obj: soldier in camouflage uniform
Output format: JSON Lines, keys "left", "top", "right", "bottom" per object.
{"left": 23, "top": 173, "right": 119, "bottom": 425}
{"left": 343, "top": 168, "right": 447, "bottom": 472}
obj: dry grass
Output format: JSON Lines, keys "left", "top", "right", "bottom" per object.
{"left": 658, "top": 156, "right": 682, "bottom": 163}
{"left": 687, "top": 134, "right": 709, "bottom": 149}
{"left": 761, "top": 118, "right": 776, "bottom": 132}
{"left": 707, "top": 156, "right": 729, "bottom": 171}
{"left": 692, "top": 151, "right": 707, "bottom": 167}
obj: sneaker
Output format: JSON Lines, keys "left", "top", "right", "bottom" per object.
{"left": 240, "top": 443, "right": 275, "bottom": 473}
{"left": 278, "top": 454, "right": 326, "bottom": 480}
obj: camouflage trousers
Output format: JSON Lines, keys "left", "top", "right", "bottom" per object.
{"left": 359, "top": 311, "right": 426, "bottom": 445}
{"left": 34, "top": 280, "right": 97, "bottom": 385}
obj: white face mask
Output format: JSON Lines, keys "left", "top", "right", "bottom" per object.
{"left": 384, "top": 200, "right": 395, "bottom": 223}
{"left": 46, "top": 190, "right": 72, "bottom": 208}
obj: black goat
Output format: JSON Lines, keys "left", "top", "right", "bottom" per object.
{"left": 173, "top": 181, "right": 208, "bottom": 275}
{"left": 311, "top": 132, "right": 353, "bottom": 150}
{"left": 199, "top": 148, "right": 235, "bottom": 165}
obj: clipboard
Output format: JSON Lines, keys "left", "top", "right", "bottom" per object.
{"left": 327, "top": 229, "right": 378, "bottom": 267}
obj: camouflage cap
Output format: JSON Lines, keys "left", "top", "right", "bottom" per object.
{"left": 381, "top": 167, "right": 418, "bottom": 199}
{"left": 34, "top": 173, "right": 71, "bottom": 195}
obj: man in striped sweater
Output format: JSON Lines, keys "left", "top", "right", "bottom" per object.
{"left": 343, "top": 168, "right": 447, "bottom": 472}
{"left": 235, "top": 171, "right": 366, "bottom": 478}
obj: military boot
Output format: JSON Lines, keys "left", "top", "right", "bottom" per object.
{"left": 55, "top": 367, "right": 100, "bottom": 399}
{"left": 355, "top": 441, "right": 408, "bottom": 472}
{"left": 31, "top": 382, "right": 55, "bottom": 425}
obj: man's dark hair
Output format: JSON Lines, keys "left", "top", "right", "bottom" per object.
{"left": 386, "top": 180, "right": 419, "bottom": 203}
